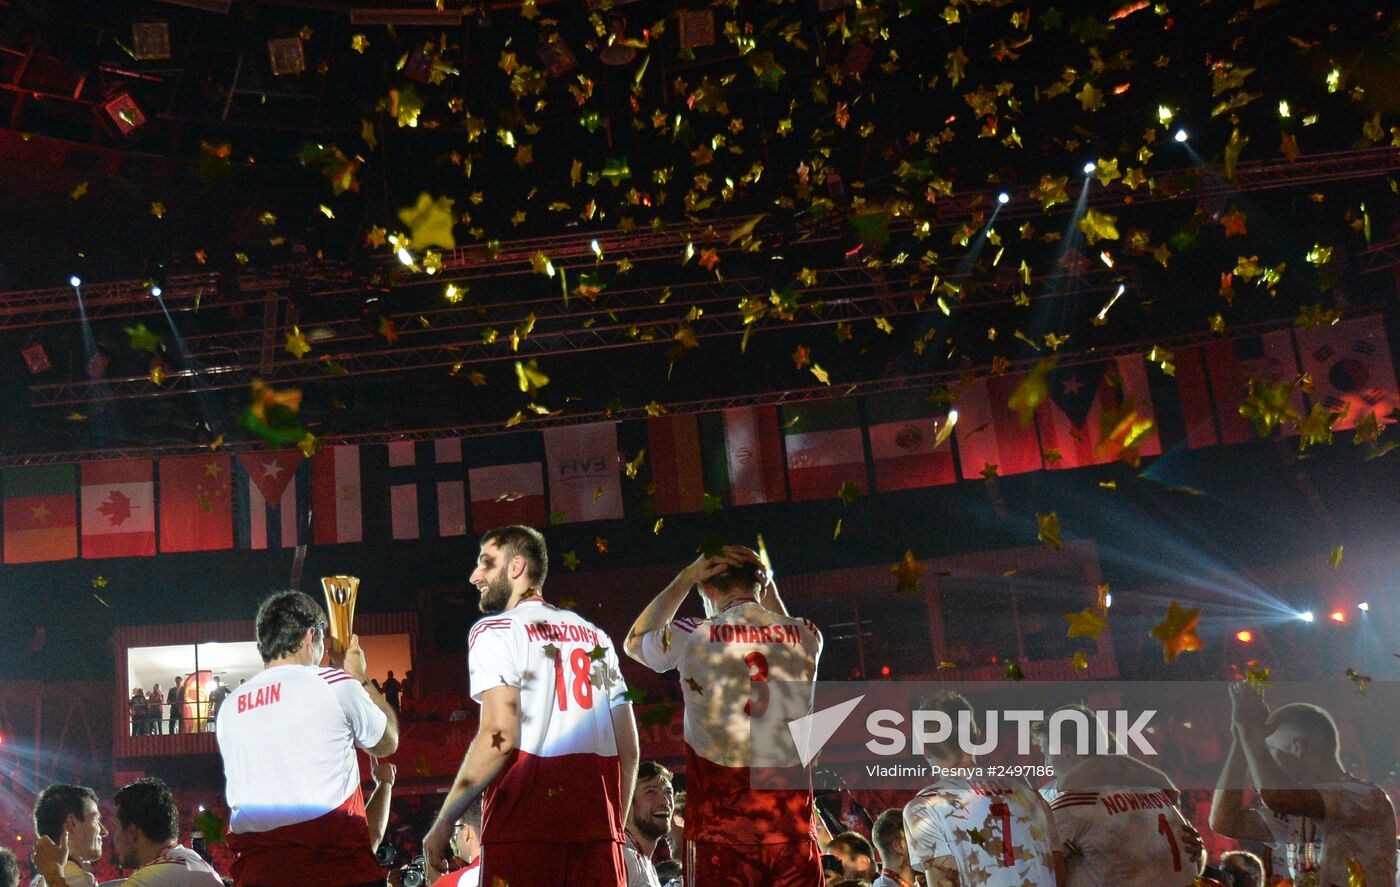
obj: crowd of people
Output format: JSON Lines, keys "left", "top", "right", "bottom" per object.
{"left": 128, "top": 679, "right": 234, "bottom": 737}
{"left": 6, "top": 524, "right": 1398, "bottom": 887}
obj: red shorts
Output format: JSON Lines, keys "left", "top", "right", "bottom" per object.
{"left": 479, "top": 840, "right": 625, "bottom": 887}
{"left": 684, "top": 839, "right": 823, "bottom": 887}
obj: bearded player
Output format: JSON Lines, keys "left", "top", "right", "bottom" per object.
{"left": 424, "top": 526, "right": 639, "bottom": 887}
{"left": 625, "top": 546, "right": 824, "bottom": 887}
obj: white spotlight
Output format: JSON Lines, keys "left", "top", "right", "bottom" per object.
{"left": 150, "top": 285, "right": 163, "bottom": 297}
{"left": 1083, "top": 161, "right": 1097, "bottom": 174}
{"left": 69, "top": 275, "right": 82, "bottom": 288}
{"left": 1174, "top": 129, "right": 1189, "bottom": 143}
{"left": 1357, "top": 602, "right": 1369, "bottom": 612}
{"left": 997, "top": 192, "right": 1010, "bottom": 205}
{"left": 1299, "top": 610, "right": 1315, "bottom": 623}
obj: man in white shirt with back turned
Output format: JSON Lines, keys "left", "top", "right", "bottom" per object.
{"left": 216, "top": 590, "right": 399, "bottom": 887}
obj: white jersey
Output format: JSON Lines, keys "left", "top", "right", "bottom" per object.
{"left": 903, "top": 775, "right": 1061, "bottom": 887}
{"left": 1050, "top": 785, "right": 1195, "bottom": 887}
{"left": 1258, "top": 777, "right": 1396, "bottom": 887}
{"left": 636, "top": 599, "right": 822, "bottom": 844}
{"left": 216, "top": 664, "right": 386, "bottom": 833}
{"left": 468, "top": 598, "right": 630, "bottom": 844}
{"left": 122, "top": 846, "right": 223, "bottom": 887}
{"left": 623, "top": 833, "right": 662, "bottom": 887}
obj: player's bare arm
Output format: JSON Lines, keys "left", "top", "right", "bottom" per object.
{"left": 919, "top": 856, "right": 961, "bottom": 887}
{"left": 613, "top": 702, "right": 640, "bottom": 824}
{"left": 334, "top": 632, "right": 400, "bottom": 757}
{"left": 366, "top": 758, "right": 395, "bottom": 852}
{"left": 1209, "top": 722, "right": 1272, "bottom": 841}
{"left": 1228, "top": 682, "right": 1328, "bottom": 819}
{"left": 623, "top": 546, "right": 753, "bottom": 661}
{"left": 424, "top": 684, "right": 522, "bottom": 878}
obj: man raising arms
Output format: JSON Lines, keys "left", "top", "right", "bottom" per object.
{"left": 424, "top": 526, "right": 639, "bottom": 887}
{"left": 625, "top": 546, "right": 824, "bottom": 887}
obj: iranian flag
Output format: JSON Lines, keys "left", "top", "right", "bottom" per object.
{"left": 780, "top": 399, "right": 868, "bottom": 501}
{"left": 80, "top": 459, "right": 156, "bottom": 558}
{"left": 717, "top": 406, "right": 786, "bottom": 505}
{"left": 3, "top": 465, "right": 77, "bottom": 563}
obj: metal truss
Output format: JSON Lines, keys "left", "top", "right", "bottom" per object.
{"left": 2, "top": 146, "right": 1396, "bottom": 332}
{"left": 29, "top": 267, "right": 1130, "bottom": 406}
{"left": 0, "top": 311, "right": 1338, "bottom": 467}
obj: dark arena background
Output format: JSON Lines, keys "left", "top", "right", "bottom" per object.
{"left": 0, "top": 1, "right": 1398, "bottom": 885}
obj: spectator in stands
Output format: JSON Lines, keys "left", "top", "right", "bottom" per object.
{"left": 869, "top": 808, "right": 916, "bottom": 887}
{"left": 0, "top": 848, "right": 18, "bottom": 887}
{"left": 206, "top": 679, "right": 230, "bottom": 730}
{"left": 382, "top": 671, "right": 401, "bottom": 713}
{"left": 428, "top": 800, "right": 480, "bottom": 887}
{"left": 109, "top": 777, "right": 221, "bottom": 885}
{"left": 215, "top": 590, "right": 399, "bottom": 887}
{"left": 130, "top": 687, "right": 147, "bottom": 736}
{"left": 624, "top": 762, "right": 675, "bottom": 887}
{"left": 825, "top": 832, "right": 877, "bottom": 881}
{"left": 1219, "top": 849, "right": 1264, "bottom": 887}
{"left": 147, "top": 685, "right": 164, "bottom": 736}
{"left": 30, "top": 783, "right": 105, "bottom": 887}
{"left": 167, "top": 678, "right": 183, "bottom": 736}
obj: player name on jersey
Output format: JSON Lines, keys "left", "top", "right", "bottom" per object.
{"left": 1096, "top": 789, "right": 1174, "bottom": 815}
{"left": 522, "top": 621, "right": 601, "bottom": 645}
{"left": 706, "top": 623, "right": 803, "bottom": 644}
{"left": 236, "top": 682, "right": 282, "bottom": 713}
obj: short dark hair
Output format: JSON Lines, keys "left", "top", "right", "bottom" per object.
{"left": 654, "top": 860, "right": 682, "bottom": 880}
{"left": 33, "top": 784, "right": 98, "bottom": 841}
{"left": 1031, "top": 703, "right": 1106, "bottom": 754}
{"left": 255, "top": 590, "right": 327, "bottom": 662}
{"left": 705, "top": 563, "right": 762, "bottom": 595}
{"left": 0, "top": 847, "right": 18, "bottom": 887}
{"left": 637, "top": 761, "right": 674, "bottom": 785}
{"left": 1268, "top": 703, "right": 1341, "bottom": 757}
{"left": 481, "top": 526, "right": 548, "bottom": 586}
{"left": 828, "top": 831, "right": 873, "bottom": 861}
{"left": 114, "top": 778, "right": 179, "bottom": 844}
{"left": 820, "top": 854, "right": 844, "bottom": 877}
{"left": 871, "top": 807, "right": 905, "bottom": 861}
{"left": 915, "top": 690, "right": 980, "bottom": 753}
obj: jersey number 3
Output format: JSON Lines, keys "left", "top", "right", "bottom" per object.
{"left": 553, "top": 648, "right": 595, "bottom": 711}
{"left": 743, "top": 651, "right": 769, "bottom": 718}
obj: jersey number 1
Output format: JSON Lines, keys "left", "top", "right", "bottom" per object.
{"left": 553, "top": 648, "right": 595, "bottom": 711}
{"left": 1157, "top": 813, "right": 1182, "bottom": 871}
{"left": 988, "top": 802, "right": 1015, "bottom": 867}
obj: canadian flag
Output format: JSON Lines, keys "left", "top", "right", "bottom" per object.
{"left": 81, "top": 459, "right": 156, "bottom": 558}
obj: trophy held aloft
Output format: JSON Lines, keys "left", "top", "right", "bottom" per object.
{"left": 321, "top": 575, "right": 360, "bottom": 662}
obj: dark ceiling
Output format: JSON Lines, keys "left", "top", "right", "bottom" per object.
{"left": 0, "top": 0, "right": 1398, "bottom": 457}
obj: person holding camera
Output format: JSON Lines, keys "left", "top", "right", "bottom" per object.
{"left": 215, "top": 590, "right": 399, "bottom": 887}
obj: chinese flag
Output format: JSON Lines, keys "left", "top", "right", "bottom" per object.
{"left": 158, "top": 454, "right": 233, "bottom": 553}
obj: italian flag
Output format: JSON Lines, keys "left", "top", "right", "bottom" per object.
{"left": 3, "top": 465, "right": 78, "bottom": 563}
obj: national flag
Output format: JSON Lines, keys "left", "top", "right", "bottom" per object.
{"left": 780, "top": 399, "right": 868, "bottom": 501}
{"left": 952, "top": 373, "right": 1043, "bottom": 479}
{"left": 3, "top": 465, "right": 77, "bottom": 563}
{"left": 1036, "top": 355, "right": 1162, "bottom": 470}
{"left": 543, "top": 423, "right": 623, "bottom": 523}
{"left": 310, "top": 445, "right": 364, "bottom": 544}
{"left": 864, "top": 390, "right": 956, "bottom": 492}
{"left": 158, "top": 455, "right": 233, "bottom": 553}
{"left": 717, "top": 406, "right": 786, "bottom": 505}
{"left": 467, "top": 431, "right": 547, "bottom": 532}
{"left": 1179, "top": 331, "right": 1301, "bottom": 447}
{"left": 80, "top": 459, "right": 155, "bottom": 558}
{"left": 1295, "top": 316, "right": 1399, "bottom": 431}
{"left": 234, "top": 451, "right": 307, "bottom": 549}
{"left": 647, "top": 414, "right": 706, "bottom": 514}
{"left": 387, "top": 439, "right": 467, "bottom": 539}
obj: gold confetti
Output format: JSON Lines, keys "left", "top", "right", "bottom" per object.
{"left": 1150, "top": 602, "right": 1202, "bottom": 663}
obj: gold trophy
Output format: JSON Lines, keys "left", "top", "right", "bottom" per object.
{"left": 321, "top": 575, "right": 360, "bottom": 662}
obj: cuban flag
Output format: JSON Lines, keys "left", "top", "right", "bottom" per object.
{"left": 235, "top": 451, "right": 308, "bottom": 550}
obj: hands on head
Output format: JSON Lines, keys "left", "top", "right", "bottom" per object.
{"left": 1228, "top": 681, "right": 1269, "bottom": 735}
{"left": 691, "top": 545, "right": 765, "bottom": 586}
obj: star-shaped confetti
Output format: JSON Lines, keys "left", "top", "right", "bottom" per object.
{"left": 1036, "top": 512, "right": 1062, "bottom": 550}
{"left": 396, "top": 192, "right": 457, "bottom": 250}
{"left": 1064, "top": 608, "right": 1107, "bottom": 640}
{"left": 685, "top": 677, "right": 704, "bottom": 695}
{"left": 892, "top": 550, "right": 927, "bottom": 595}
{"left": 1150, "top": 601, "right": 1202, "bottom": 663}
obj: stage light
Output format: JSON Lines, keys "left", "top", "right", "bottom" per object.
{"left": 69, "top": 275, "right": 82, "bottom": 287}
{"left": 150, "top": 285, "right": 163, "bottom": 298}
{"left": 1299, "top": 610, "right": 1314, "bottom": 623}
{"left": 1083, "top": 161, "right": 1097, "bottom": 174}
{"left": 1235, "top": 630, "right": 1253, "bottom": 643}
{"left": 1357, "top": 602, "right": 1369, "bottom": 612}
{"left": 1104, "top": 594, "right": 1113, "bottom": 608}
{"left": 880, "top": 664, "right": 891, "bottom": 677}
{"left": 1174, "top": 129, "right": 1189, "bottom": 143}
{"left": 997, "top": 192, "right": 1010, "bottom": 205}
{"left": 396, "top": 247, "right": 414, "bottom": 266}
{"left": 1329, "top": 610, "right": 1345, "bottom": 623}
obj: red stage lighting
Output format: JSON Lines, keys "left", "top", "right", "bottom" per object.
{"left": 1329, "top": 610, "right": 1346, "bottom": 623}
{"left": 1235, "top": 630, "right": 1253, "bottom": 643}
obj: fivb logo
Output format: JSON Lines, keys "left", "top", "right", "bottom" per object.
{"left": 788, "top": 696, "right": 1158, "bottom": 765}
